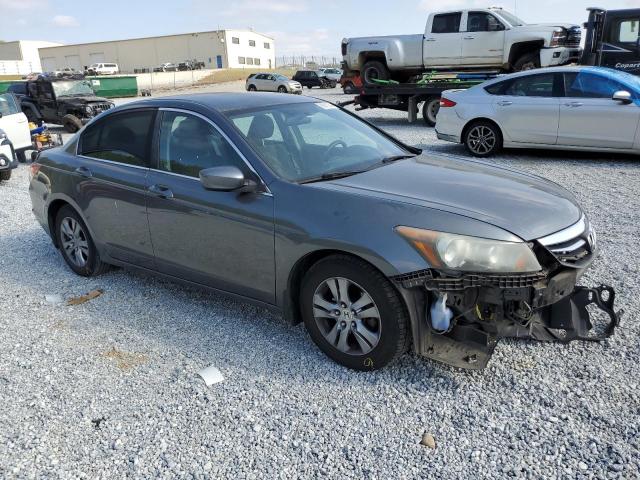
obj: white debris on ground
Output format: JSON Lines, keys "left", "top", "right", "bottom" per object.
{"left": 0, "top": 82, "right": 638, "bottom": 478}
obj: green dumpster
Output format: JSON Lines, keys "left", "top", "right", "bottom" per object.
{"left": 86, "top": 75, "right": 138, "bottom": 98}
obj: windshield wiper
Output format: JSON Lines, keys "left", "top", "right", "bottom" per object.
{"left": 381, "top": 154, "right": 416, "bottom": 164}
{"left": 299, "top": 170, "right": 368, "bottom": 184}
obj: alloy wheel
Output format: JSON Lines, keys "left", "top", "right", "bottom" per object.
{"left": 467, "top": 125, "right": 497, "bottom": 155}
{"left": 312, "top": 277, "right": 381, "bottom": 355}
{"left": 60, "top": 217, "right": 90, "bottom": 268}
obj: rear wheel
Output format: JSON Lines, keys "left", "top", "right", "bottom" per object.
{"left": 0, "top": 169, "right": 11, "bottom": 182}
{"left": 55, "top": 206, "right": 109, "bottom": 277}
{"left": 362, "top": 60, "right": 390, "bottom": 85}
{"left": 248, "top": 85, "right": 257, "bottom": 92}
{"left": 300, "top": 255, "right": 410, "bottom": 371}
{"left": 62, "top": 114, "right": 83, "bottom": 133}
{"left": 464, "top": 120, "right": 502, "bottom": 157}
{"left": 422, "top": 97, "right": 440, "bottom": 127}
{"left": 513, "top": 52, "right": 540, "bottom": 72}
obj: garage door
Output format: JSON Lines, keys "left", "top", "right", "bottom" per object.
{"left": 89, "top": 52, "right": 105, "bottom": 64}
{"left": 41, "top": 57, "right": 56, "bottom": 72}
{"left": 65, "top": 55, "right": 81, "bottom": 70}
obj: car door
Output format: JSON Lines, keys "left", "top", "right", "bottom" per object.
{"left": 264, "top": 74, "right": 278, "bottom": 91}
{"left": 146, "top": 109, "right": 275, "bottom": 304}
{"left": 0, "top": 93, "right": 31, "bottom": 151}
{"left": 490, "top": 72, "right": 561, "bottom": 144}
{"left": 598, "top": 13, "right": 640, "bottom": 74}
{"left": 558, "top": 71, "right": 640, "bottom": 149}
{"left": 35, "top": 80, "right": 58, "bottom": 123}
{"left": 460, "top": 11, "right": 505, "bottom": 66}
{"left": 424, "top": 12, "right": 463, "bottom": 66}
{"left": 76, "top": 109, "right": 156, "bottom": 268}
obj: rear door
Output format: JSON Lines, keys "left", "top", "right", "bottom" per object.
{"left": 0, "top": 93, "right": 31, "bottom": 151}
{"left": 76, "top": 109, "right": 156, "bottom": 268}
{"left": 424, "top": 12, "right": 463, "bottom": 66}
{"left": 460, "top": 11, "right": 505, "bottom": 66}
{"left": 490, "top": 72, "right": 561, "bottom": 144}
{"left": 557, "top": 71, "right": 640, "bottom": 149}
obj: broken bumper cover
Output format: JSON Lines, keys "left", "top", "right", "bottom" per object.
{"left": 394, "top": 270, "right": 622, "bottom": 370}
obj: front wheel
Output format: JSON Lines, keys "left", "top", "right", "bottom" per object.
{"left": 277, "top": 86, "right": 287, "bottom": 93}
{"left": 513, "top": 52, "right": 540, "bottom": 72}
{"left": 62, "top": 114, "right": 83, "bottom": 133}
{"left": 55, "top": 206, "right": 110, "bottom": 277}
{"left": 464, "top": 120, "right": 502, "bottom": 157}
{"left": 300, "top": 255, "right": 410, "bottom": 371}
{"left": 0, "top": 169, "right": 11, "bottom": 182}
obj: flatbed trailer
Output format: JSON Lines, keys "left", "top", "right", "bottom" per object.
{"left": 338, "top": 72, "right": 499, "bottom": 127}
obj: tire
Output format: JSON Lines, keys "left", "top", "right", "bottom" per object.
{"left": 513, "top": 52, "right": 540, "bottom": 72}
{"left": 464, "top": 120, "right": 503, "bottom": 157}
{"left": 0, "top": 169, "right": 11, "bottom": 182}
{"left": 16, "top": 150, "right": 28, "bottom": 163}
{"left": 62, "top": 114, "right": 83, "bottom": 133}
{"left": 343, "top": 81, "right": 356, "bottom": 94}
{"left": 307, "top": 85, "right": 313, "bottom": 90}
{"left": 248, "top": 85, "right": 257, "bottom": 91}
{"left": 55, "top": 206, "right": 110, "bottom": 277}
{"left": 277, "top": 86, "right": 287, "bottom": 93}
{"left": 422, "top": 97, "right": 440, "bottom": 127}
{"left": 300, "top": 255, "right": 410, "bottom": 371}
{"left": 362, "top": 60, "right": 390, "bottom": 85}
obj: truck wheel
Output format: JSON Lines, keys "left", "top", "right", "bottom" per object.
{"left": 422, "top": 97, "right": 440, "bottom": 127}
{"left": 0, "top": 169, "right": 11, "bottom": 182}
{"left": 514, "top": 52, "right": 540, "bottom": 72}
{"left": 16, "top": 150, "right": 28, "bottom": 163}
{"left": 62, "top": 114, "right": 83, "bottom": 133}
{"left": 343, "top": 81, "right": 356, "bottom": 94}
{"left": 362, "top": 60, "right": 390, "bottom": 85}
{"left": 464, "top": 120, "right": 502, "bottom": 157}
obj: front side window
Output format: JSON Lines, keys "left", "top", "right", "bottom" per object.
{"left": 503, "top": 73, "right": 556, "bottom": 97}
{"left": 617, "top": 19, "right": 640, "bottom": 43}
{"left": 158, "top": 112, "right": 245, "bottom": 178}
{"left": 467, "top": 12, "right": 504, "bottom": 32}
{"left": 227, "top": 102, "right": 408, "bottom": 182}
{"left": 79, "top": 110, "right": 155, "bottom": 167}
{"left": 432, "top": 13, "right": 462, "bottom": 34}
{"left": 564, "top": 72, "right": 627, "bottom": 99}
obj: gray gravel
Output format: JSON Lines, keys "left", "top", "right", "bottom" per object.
{"left": 0, "top": 82, "right": 639, "bottom": 479}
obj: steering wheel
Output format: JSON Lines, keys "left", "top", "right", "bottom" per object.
{"left": 323, "top": 140, "right": 348, "bottom": 161}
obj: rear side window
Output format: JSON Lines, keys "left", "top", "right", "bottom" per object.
{"left": 79, "top": 110, "right": 155, "bottom": 167}
{"left": 564, "top": 72, "right": 627, "bottom": 98}
{"left": 432, "top": 13, "right": 461, "bottom": 34}
{"left": 486, "top": 73, "right": 557, "bottom": 97}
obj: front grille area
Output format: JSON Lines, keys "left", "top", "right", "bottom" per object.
{"left": 391, "top": 269, "right": 547, "bottom": 291}
{"left": 538, "top": 216, "right": 595, "bottom": 266}
{"left": 566, "top": 26, "right": 582, "bottom": 47}
{"left": 90, "top": 103, "right": 112, "bottom": 114}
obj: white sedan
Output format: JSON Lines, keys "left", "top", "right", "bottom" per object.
{"left": 0, "top": 93, "right": 31, "bottom": 181}
{"left": 435, "top": 67, "right": 640, "bottom": 157}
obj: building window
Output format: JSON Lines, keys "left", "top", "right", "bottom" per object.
{"left": 264, "top": 42, "right": 270, "bottom": 49}
{"left": 254, "top": 58, "right": 261, "bottom": 65}
{"left": 238, "top": 56, "right": 246, "bottom": 64}
{"left": 247, "top": 58, "right": 254, "bottom": 65}
{"left": 249, "top": 40, "right": 256, "bottom": 47}
{"left": 232, "top": 37, "right": 240, "bottom": 44}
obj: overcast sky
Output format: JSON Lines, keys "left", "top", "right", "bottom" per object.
{"left": 2, "top": 0, "right": 640, "bottom": 57}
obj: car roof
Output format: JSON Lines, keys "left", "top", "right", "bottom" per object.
{"left": 118, "top": 92, "right": 319, "bottom": 113}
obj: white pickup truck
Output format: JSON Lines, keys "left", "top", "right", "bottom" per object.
{"left": 341, "top": 8, "right": 582, "bottom": 84}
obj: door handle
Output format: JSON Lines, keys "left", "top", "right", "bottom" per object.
{"left": 74, "top": 166, "right": 92, "bottom": 178}
{"left": 564, "top": 102, "right": 584, "bottom": 108}
{"left": 463, "top": 36, "right": 475, "bottom": 40}
{"left": 148, "top": 184, "right": 174, "bottom": 199}
{"left": 425, "top": 38, "right": 436, "bottom": 42}
{"left": 497, "top": 101, "right": 513, "bottom": 106}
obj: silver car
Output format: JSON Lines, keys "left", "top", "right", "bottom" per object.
{"left": 246, "top": 73, "right": 302, "bottom": 94}
{"left": 436, "top": 66, "right": 640, "bottom": 157}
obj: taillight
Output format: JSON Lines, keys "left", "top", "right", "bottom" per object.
{"left": 30, "top": 162, "right": 40, "bottom": 179}
{"left": 440, "top": 97, "right": 457, "bottom": 108}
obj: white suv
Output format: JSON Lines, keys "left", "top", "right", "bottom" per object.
{"left": 87, "top": 63, "right": 119, "bottom": 76}
{"left": 0, "top": 93, "right": 31, "bottom": 181}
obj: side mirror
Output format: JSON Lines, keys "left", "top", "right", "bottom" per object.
{"left": 613, "top": 90, "right": 633, "bottom": 104}
{"left": 199, "top": 166, "right": 257, "bottom": 192}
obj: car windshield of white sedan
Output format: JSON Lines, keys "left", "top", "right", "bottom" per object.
{"left": 228, "top": 102, "right": 409, "bottom": 182}
{"left": 52, "top": 80, "right": 94, "bottom": 97}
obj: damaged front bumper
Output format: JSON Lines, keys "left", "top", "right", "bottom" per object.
{"left": 393, "top": 269, "right": 622, "bottom": 370}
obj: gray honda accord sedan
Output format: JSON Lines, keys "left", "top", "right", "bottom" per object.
{"left": 28, "top": 93, "right": 620, "bottom": 370}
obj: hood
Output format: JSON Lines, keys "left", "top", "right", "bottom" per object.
{"left": 313, "top": 156, "right": 581, "bottom": 241}
{"left": 59, "top": 95, "right": 110, "bottom": 104}
{"left": 517, "top": 23, "right": 579, "bottom": 31}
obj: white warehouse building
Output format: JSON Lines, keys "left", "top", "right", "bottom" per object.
{"left": 0, "top": 41, "right": 62, "bottom": 75}
{"left": 38, "top": 29, "right": 275, "bottom": 73}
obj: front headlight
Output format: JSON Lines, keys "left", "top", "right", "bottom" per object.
{"left": 550, "top": 28, "right": 567, "bottom": 47}
{"left": 395, "top": 226, "right": 542, "bottom": 273}
{"left": 85, "top": 105, "right": 93, "bottom": 114}
{"left": 0, "top": 128, "right": 7, "bottom": 141}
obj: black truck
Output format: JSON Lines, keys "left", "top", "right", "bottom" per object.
{"left": 8, "top": 74, "right": 114, "bottom": 133}
{"left": 582, "top": 8, "right": 640, "bottom": 75}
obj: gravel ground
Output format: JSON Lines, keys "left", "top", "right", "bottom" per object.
{"left": 0, "top": 81, "right": 639, "bottom": 479}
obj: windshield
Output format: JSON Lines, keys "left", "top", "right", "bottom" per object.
{"left": 52, "top": 80, "right": 94, "bottom": 97}
{"left": 226, "top": 102, "right": 409, "bottom": 182}
{"left": 276, "top": 74, "right": 289, "bottom": 81}
{"left": 496, "top": 10, "right": 525, "bottom": 26}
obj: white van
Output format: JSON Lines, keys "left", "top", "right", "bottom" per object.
{"left": 0, "top": 93, "right": 31, "bottom": 180}
{"left": 87, "top": 63, "right": 119, "bottom": 75}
